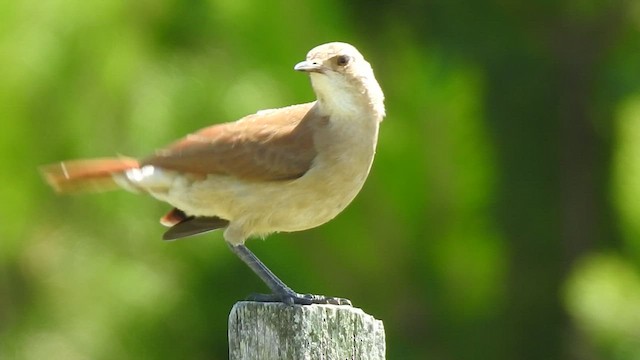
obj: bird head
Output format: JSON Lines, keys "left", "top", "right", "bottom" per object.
{"left": 295, "top": 42, "right": 385, "bottom": 120}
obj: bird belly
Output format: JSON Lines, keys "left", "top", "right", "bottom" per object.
{"left": 149, "top": 160, "right": 370, "bottom": 236}
{"left": 145, "top": 141, "right": 375, "bottom": 240}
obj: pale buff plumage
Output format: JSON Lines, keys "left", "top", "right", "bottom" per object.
{"left": 41, "top": 42, "right": 385, "bottom": 246}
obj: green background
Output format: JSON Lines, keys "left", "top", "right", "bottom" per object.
{"left": 2, "top": 0, "right": 640, "bottom": 359}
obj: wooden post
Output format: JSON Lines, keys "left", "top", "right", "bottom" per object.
{"left": 229, "top": 301, "right": 385, "bottom": 360}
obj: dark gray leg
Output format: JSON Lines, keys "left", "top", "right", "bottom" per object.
{"left": 228, "top": 244, "right": 351, "bottom": 306}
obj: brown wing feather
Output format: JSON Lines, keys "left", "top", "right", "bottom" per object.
{"left": 163, "top": 216, "right": 230, "bottom": 241}
{"left": 142, "top": 102, "right": 323, "bottom": 181}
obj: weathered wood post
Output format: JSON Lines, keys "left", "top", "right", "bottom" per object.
{"left": 229, "top": 302, "right": 385, "bottom": 360}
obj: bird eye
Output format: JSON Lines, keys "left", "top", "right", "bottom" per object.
{"left": 336, "top": 55, "right": 351, "bottom": 67}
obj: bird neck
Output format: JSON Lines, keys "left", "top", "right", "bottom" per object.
{"left": 311, "top": 77, "right": 385, "bottom": 123}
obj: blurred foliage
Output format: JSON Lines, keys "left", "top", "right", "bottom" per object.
{"left": 565, "top": 254, "right": 640, "bottom": 359}
{"left": 1, "top": 0, "right": 640, "bottom": 359}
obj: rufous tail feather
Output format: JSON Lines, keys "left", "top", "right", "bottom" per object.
{"left": 39, "top": 157, "right": 139, "bottom": 194}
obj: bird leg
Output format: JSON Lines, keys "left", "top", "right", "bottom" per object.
{"left": 228, "top": 244, "right": 352, "bottom": 306}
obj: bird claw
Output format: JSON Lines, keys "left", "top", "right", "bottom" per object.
{"left": 247, "top": 292, "right": 352, "bottom": 306}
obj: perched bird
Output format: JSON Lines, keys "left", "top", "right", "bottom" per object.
{"left": 40, "top": 42, "right": 385, "bottom": 305}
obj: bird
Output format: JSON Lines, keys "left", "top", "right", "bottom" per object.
{"left": 40, "top": 42, "right": 385, "bottom": 305}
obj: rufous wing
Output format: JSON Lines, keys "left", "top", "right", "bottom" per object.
{"left": 142, "top": 102, "right": 322, "bottom": 181}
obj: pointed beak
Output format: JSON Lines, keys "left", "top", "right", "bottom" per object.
{"left": 294, "top": 60, "right": 324, "bottom": 73}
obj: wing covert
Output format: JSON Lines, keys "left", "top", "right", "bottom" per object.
{"left": 142, "top": 102, "right": 322, "bottom": 181}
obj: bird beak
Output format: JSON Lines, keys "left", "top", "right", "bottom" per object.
{"left": 294, "top": 60, "right": 324, "bottom": 73}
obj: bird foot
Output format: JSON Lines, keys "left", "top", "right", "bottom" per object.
{"left": 247, "top": 292, "right": 352, "bottom": 306}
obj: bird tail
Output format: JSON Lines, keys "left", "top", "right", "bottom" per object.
{"left": 39, "top": 157, "right": 140, "bottom": 194}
